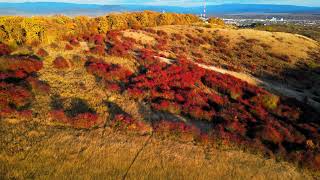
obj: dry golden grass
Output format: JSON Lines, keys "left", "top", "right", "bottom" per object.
{"left": 153, "top": 25, "right": 319, "bottom": 62}
{"left": 0, "top": 119, "right": 315, "bottom": 180}
{"left": 123, "top": 30, "right": 156, "bottom": 46}
{"left": 216, "top": 28, "right": 318, "bottom": 62}
{"left": 29, "top": 42, "right": 139, "bottom": 125}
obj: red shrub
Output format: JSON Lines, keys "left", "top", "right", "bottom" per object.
{"left": 50, "top": 110, "right": 68, "bottom": 123}
{"left": 0, "top": 43, "right": 11, "bottom": 56}
{"left": 153, "top": 120, "right": 200, "bottom": 138}
{"left": 171, "top": 33, "right": 183, "bottom": 41}
{"left": 69, "top": 37, "right": 80, "bottom": 46}
{"left": 85, "top": 60, "right": 133, "bottom": 92}
{"left": 155, "top": 37, "right": 168, "bottom": 51}
{"left": 90, "top": 45, "right": 106, "bottom": 55}
{"left": 26, "top": 77, "right": 51, "bottom": 94}
{"left": 93, "top": 34, "right": 105, "bottom": 45}
{"left": 17, "top": 110, "right": 33, "bottom": 118}
{"left": 157, "top": 30, "right": 168, "bottom": 37}
{"left": 106, "top": 30, "right": 121, "bottom": 42}
{"left": 65, "top": 44, "right": 74, "bottom": 50}
{"left": 0, "top": 55, "right": 44, "bottom": 118}
{"left": 144, "top": 28, "right": 157, "bottom": 34}
{"left": 50, "top": 110, "right": 100, "bottom": 129}
{"left": 137, "top": 48, "right": 158, "bottom": 67}
{"left": 257, "top": 123, "right": 284, "bottom": 144}
{"left": 37, "top": 48, "right": 49, "bottom": 57}
{"left": 123, "top": 37, "right": 137, "bottom": 44}
{"left": 72, "top": 113, "right": 100, "bottom": 128}
{"left": 0, "top": 56, "right": 43, "bottom": 73}
{"left": 0, "top": 83, "right": 33, "bottom": 116}
{"left": 111, "top": 114, "right": 147, "bottom": 131}
{"left": 108, "top": 36, "right": 135, "bottom": 57}
{"left": 86, "top": 61, "right": 132, "bottom": 83}
{"left": 0, "top": 70, "right": 27, "bottom": 80}
{"left": 53, "top": 56, "right": 70, "bottom": 69}
{"left": 108, "top": 44, "right": 130, "bottom": 57}
{"left": 128, "top": 59, "right": 223, "bottom": 121}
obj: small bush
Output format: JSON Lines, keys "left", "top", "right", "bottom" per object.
{"left": 69, "top": 37, "right": 80, "bottom": 46}
{"left": 36, "top": 48, "right": 49, "bottom": 57}
{"left": 53, "top": 56, "right": 70, "bottom": 69}
{"left": 262, "top": 94, "right": 280, "bottom": 110}
{"left": 65, "top": 44, "right": 73, "bottom": 50}
{"left": 0, "top": 43, "right": 12, "bottom": 56}
{"left": 90, "top": 45, "right": 106, "bottom": 55}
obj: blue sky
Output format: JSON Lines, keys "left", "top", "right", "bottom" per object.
{"left": 0, "top": 0, "right": 319, "bottom": 7}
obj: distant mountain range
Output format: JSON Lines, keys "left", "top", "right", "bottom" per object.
{"left": 0, "top": 2, "right": 320, "bottom": 16}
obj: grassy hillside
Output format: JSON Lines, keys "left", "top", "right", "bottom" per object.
{"left": 0, "top": 13, "right": 320, "bottom": 179}
{"left": 255, "top": 24, "right": 320, "bottom": 42}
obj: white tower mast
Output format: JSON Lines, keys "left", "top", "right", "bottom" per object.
{"left": 203, "top": 0, "right": 206, "bottom": 18}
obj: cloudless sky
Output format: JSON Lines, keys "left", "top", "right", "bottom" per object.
{"left": 0, "top": 0, "right": 319, "bottom": 7}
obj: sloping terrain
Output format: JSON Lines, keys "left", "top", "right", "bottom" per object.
{"left": 0, "top": 120, "right": 313, "bottom": 179}
{"left": 1, "top": 23, "right": 320, "bottom": 178}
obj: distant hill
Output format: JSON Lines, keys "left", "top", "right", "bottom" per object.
{"left": 0, "top": 2, "right": 320, "bottom": 16}
{"left": 0, "top": 2, "right": 122, "bottom": 16}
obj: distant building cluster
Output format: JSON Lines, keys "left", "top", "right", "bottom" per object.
{"left": 220, "top": 15, "right": 320, "bottom": 27}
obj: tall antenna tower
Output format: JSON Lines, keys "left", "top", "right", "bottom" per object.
{"left": 203, "top": 0, "right": 206, "bottom": 18}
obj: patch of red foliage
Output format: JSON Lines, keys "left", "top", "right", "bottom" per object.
{"left": 0, "top": 55, "right": 43, "bottom": 73}
{"left": 157, "top": 30, "right": 168, "bottom": 37}
{"left": 128, "top": 59, "right": 228, "bottom": 121}
{"left": 65, "top": 43, "right": 74, "bottom": 50}
{"left": 53, "top": 56, "right": 70, "bottom": 69}
{"left": 90, "top": 45, "right": 105, "bottom": 55}
{"left": 136, "top": 48, "right": 158, "bottom": 67}
{"left": 0, "top": 82, "right": 33, "bottom": 110}
{"left": 69, "top": 37, "right": 80, "bottom": 46}
{"left": 0, "top": 43, "right": 11, "bottom": 56}
{"left": 108, "top": 43, "right": 132, "bottom": 57}
{"left": 0, "top": 55, "right": 44, "bottom": 118}
{"left": 111, "top": 114, "right": 147, "bottom": 131}
{"left": 92, "top": 34, "right": 105, "bottom": 45}
{"left": 125, "top": 55, "right": 320, "bottom": 170}
{"left": 171, "top": 46, "right": 187, "bottom": 55}
{"left": 106, "top": 30, "right": 121, "bottom": 41}
{"left": 26, "top": 77, "right": 51, "bottom": 94}
{"left": 171, "top": 33, "right": 183, "bottom": 41}
{"left": 153, "top": 120, "right": 200, "bottom": 137}
{"left": 36, "top": 48, "right": 49, "bottom": 57}
{"left": 85, "top": 58, "right": 133, "bottom": 92}
{"left": 144, "top": 28, "right": 157, "bottom": 34}
{"left": 107, "top": 33, "right": 136, "bottom": 57}
{"left": 50, "top": 110, "right": 100, "bottom": 129}
{"left": 155, "top": 37, "right": 168, "bottom": 51}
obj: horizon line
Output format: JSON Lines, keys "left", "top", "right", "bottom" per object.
{"left": 0, "top": 2, "right": 319, "bottom": 8}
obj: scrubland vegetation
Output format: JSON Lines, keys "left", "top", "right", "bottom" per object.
{"left": 1, "top": 11, "right": 320, "bottom": 179}
{"left": 0, "top": 11, "right": 200, "bottom": 47}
